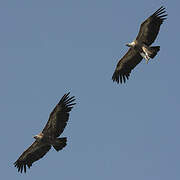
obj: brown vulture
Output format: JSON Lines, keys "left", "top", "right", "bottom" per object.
{"left": 112, "top": 6, "right": 167, "bottom": 84}
{"left": 14, "top": 92, "right": 75, "bottom": 173}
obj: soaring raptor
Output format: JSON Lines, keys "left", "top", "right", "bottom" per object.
{"left": 14, "top": 92, "right": 75, "bottom": 173}
{"left": 112, "top": 6, "right": 167, "bottom": 84}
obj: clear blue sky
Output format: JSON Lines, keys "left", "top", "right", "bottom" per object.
{"left": 1, "top": 0, "right": 179, "bottom": 179}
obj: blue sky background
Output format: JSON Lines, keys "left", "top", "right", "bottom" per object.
{"left": 1, "top": 0, "right": 180, "bottom": 179}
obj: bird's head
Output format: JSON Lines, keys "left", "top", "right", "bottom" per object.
{"left": 33, "top": 135, "right": 38, "bottom": 140}
{"left": 33, "top": 132, "right": 43, "bottom": 140}
{"left": 126, "top": 43, "right": 131, "bottom": 47}
{"left": 126, "top": 41, "right": 136, "bottom": 48}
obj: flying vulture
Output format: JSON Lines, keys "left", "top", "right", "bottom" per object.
{"left": 14, "top": 92, "right": 75, "bottom": 173}
{"left": 112, "top": 6, "right": 167, "bottom": 84}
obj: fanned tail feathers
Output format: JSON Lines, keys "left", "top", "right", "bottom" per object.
{"left": 53, "top": 137, "right": 67, "bottom": 152}
{"left": 147, "top": 46, "right": 160, "bottom": 58}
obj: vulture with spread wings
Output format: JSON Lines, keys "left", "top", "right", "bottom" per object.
{"left": 14, "top": 92, "right": 75, "bottom": 173}
{"left": 112, "top": 6, "right": 167, "bottom": 84}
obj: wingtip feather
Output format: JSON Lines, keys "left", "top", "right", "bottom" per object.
{"left": 153, "top": 6, "right": 167, "bottom": 18}
{"left": 112, "top": 72, "right": 129, "bottom": 84}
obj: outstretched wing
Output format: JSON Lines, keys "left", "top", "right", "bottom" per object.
{"left": 136, "top": 6, "right": 167, "bottom": 45}
{"left": 14, "top": 141, "right": 51, "bottom": 173}
{"left": 112, "top": 48, "right": 143, "bottom": 83}
{"left": 42, "top": 92, "right": 76, "bottom": 138}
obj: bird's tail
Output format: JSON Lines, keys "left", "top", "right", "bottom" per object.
{"left": 53, "top": 137, "right": 67, "bottom": 152}
{"left": 146, "top": 46, "right": 160, "bottom": 58}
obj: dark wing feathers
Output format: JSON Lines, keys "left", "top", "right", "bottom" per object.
{"left": 112, "top": 48, "right": 143, "bottom": 83}
{"left": 112, "top": 7, "right": 167, "bottom": 84}
{"left": 42, "top": 92, "right": 76, "bottom": 138}
{"left": 136, "top": 6, "right": 167, "bottom": 45}
{"left": 14, "top": 141, "right": 51, "bottom": 173}
{"left": 14, "top": 92, "right": 75, "bottom": 173}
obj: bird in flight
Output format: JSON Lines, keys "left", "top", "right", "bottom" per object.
{"left": 112, "top": 6, "right": 167, "bottom": 84}
{"left": 14, "top": 92, "right": 76, "bottom": 173}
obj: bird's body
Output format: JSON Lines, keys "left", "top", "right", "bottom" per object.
{"left": 112, "top": 6, "right": 167, "bottom": 83}
{"left": 14, "top": 93, "right": 75, "bottom": 173}
{"left": 34, "top": 132, "right": 67, "bottom": 150}
{"left": 127, "top": 40, "right": 160, "bottom": 63}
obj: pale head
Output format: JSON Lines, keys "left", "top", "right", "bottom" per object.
{"left": 126, "top": 41, "right": 136, "bottom": 47}
{"left": 33, "top": 132, "right": 43, "bottom": 140}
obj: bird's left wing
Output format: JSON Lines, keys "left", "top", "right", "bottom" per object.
{"left": 42, "top": 92, "right": 76, "bottom": 138}
{"left": 136, "top": 6, "right": 167, "bottom": 45}
{"left": 14, "top": 141, "right": 51, "bottom": 173}
{"left": 112, "top": 48, "right": 143, "bottom": 83}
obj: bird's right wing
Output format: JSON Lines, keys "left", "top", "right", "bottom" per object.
{"left": 136, "top": 6, "right": 167, "bottom": 46}
{"left": 112, "top": 48, "right": 143, "bottom": 83}
{"left": 42, "top": 93, "right": 76, "bottom": 138}
{"left": 14, "top": 141, "right": 51, "bottom": 173}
